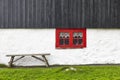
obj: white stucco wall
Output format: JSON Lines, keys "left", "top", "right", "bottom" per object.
{"left": 0, "top": 29, "right": 120, "bottom": 66}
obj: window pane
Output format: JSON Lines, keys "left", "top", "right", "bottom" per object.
{"left": 60, "top": 39, "right": 64, "bottom": 45}
{"left": 78, "top": 33, "right": 83, "bottom": 38}
{"left": 60, "top": 32, "right": 70, "bottom": 38}
{"left": 73, "top": 32, "right": 83, "bottom": 45}
{"left": 73, "top": 32, "right": 83, "bottom": 38}
{"left": 59, "top": 32, "right": 70, "bottom": 45}
{"left": 73, "top": 39, "right": 77, "bottom": 45}
{"left": 65, "top": 39, "right": 69, "bottom": 45}
{"left": 78, "top": 39, "right": 82, "bottom": 44}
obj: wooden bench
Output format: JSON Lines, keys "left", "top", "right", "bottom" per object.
{"left": 6, "top": 53, "right": 50, "bottom": 67}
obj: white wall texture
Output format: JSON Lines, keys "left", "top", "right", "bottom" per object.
{"left": 0, "top": 29, "right": 120, "bottom": 66}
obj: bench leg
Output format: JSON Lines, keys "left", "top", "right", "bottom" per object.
{"left": 9, "top": 56, "right": 15, "bottom": 67}
{"left": 42, "top": 55, "right": 49, "bottom": 67}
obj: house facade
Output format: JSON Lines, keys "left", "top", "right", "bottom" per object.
{"left": 0, "top": 0, "right": 120, "bottom": 66}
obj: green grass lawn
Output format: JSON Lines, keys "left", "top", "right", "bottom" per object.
{"left": 1, "top": 66, "right": 120, "bottom": 80}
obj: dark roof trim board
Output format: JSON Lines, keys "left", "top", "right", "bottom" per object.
{"left": 0, "top": 0, "right": 120, "bottom": 28}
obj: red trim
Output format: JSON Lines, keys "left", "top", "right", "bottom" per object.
{"left": 56, "top": 28, "right": 86, "bottom": 49}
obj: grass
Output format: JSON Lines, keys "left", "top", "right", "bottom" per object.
{"left": 0, "top": 64, "right": 7, "bottom": 68}
{"left": 0, "top": 65, "right": 120, "bottom": 80}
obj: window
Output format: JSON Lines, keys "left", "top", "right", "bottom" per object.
{"left": 59, "top": 32, "right": 70, "bottom": 45}
{"left": 73, "top": 32, "right": 83, "bottom": 45}
{"left": 56, "top": 28, "right": 86, "bottom": 49}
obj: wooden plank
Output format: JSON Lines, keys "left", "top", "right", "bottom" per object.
{"left": 6, "top": 53, "right": 50, "bottom": 57}
{"left": 42, "top": 55, "right": 49, "bottom": 67}
{"left": 13, "top": 56, "right": 25, "bottom": 63}
{"left": 8, "top": 56, "right": 15, "bottom": 67}
{"left": 1, "top": 0, "right": 120, "bottom": 28}
{"left": 31, "top": 55, "right": 45, "bottom": 62}
{"left": 0, "top": 0, "right": 3, "bottom": 27}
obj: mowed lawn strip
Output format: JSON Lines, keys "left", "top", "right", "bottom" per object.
{"left": 0, "top": 66, "right": 120, "bottom": 80}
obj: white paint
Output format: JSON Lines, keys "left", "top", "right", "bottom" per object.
{"left": 0, "top": 29, "right": 120, "bottom": 66}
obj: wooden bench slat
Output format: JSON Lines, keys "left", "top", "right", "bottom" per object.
{"left": 6, "top": 53, "right": 50, "bottom": 57}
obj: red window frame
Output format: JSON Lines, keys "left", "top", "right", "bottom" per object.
{"left": 56, "top": 28, "right": 86, "bottom": 49}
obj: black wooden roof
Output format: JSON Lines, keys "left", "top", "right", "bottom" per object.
{"left": 0, "top": 0, "right": 120, "bottom": 28}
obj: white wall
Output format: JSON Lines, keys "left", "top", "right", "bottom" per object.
{"left": 0, "top": 29, "right": 120, "bottom": 66}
